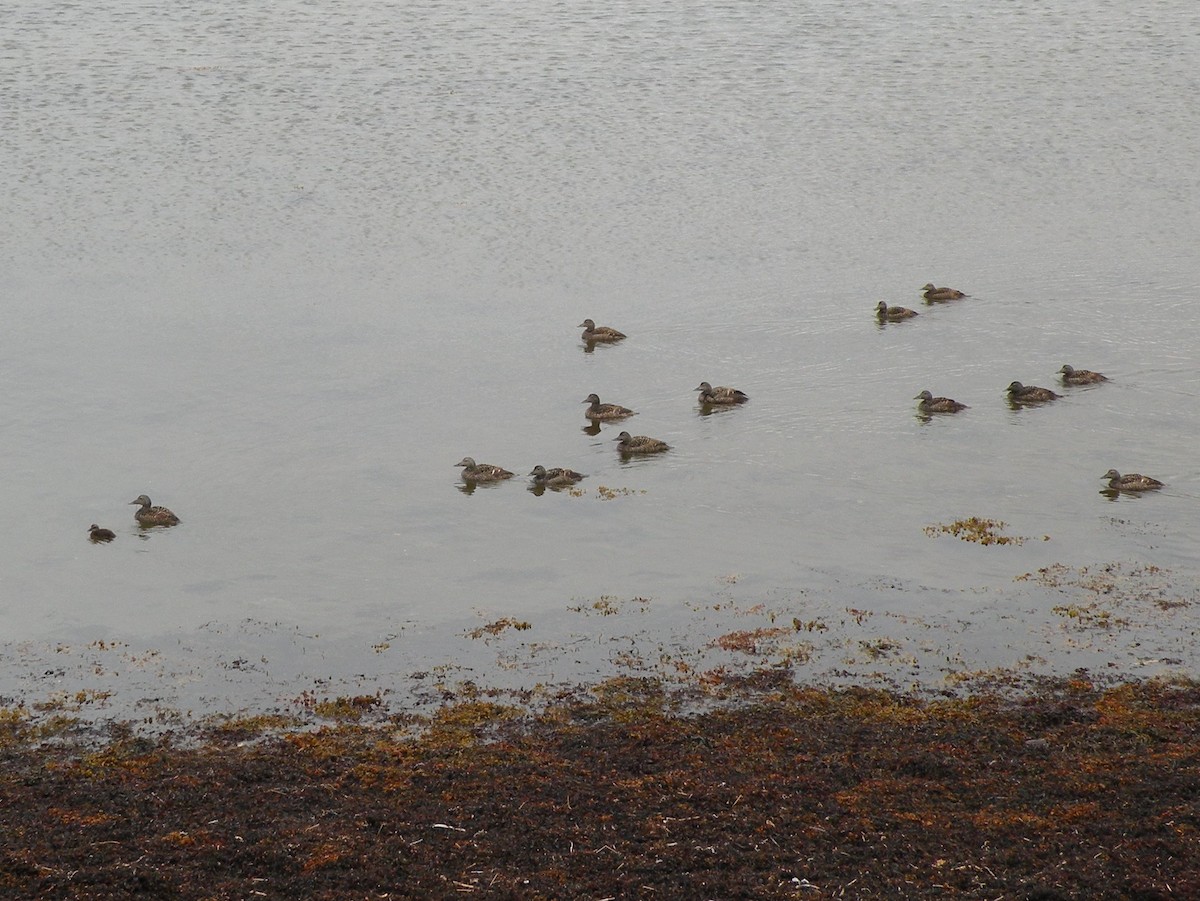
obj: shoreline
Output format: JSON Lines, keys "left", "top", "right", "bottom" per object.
{"left": 5, "top": 556, "right": 1197, "bottom": 732}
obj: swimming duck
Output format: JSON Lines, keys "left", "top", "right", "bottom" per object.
{"left": 695, "top": 381, "right": 749, "bottom": 405}
{"left": 876, "top": 301, "right": 918, "bottom": 321}
{"left": 1101, "top": 469, "right": 1164, "bottom": 492}
{"left": 529, "top": 465, "right": 585, "bottom": 488}
{"left": 921, "top": 283, "right": 967, "bottom": 301}
{"left": 88, "top": 524, "right": 116, "bottom": 543}
{"left": 615, "top": 431, "right": 670, "bottom": 455}
{"left": 1059, "top": 364, "right": 1108, "bottom": 385}
{"left": 456, "top": 457, "right": 514, "bottom": 482}
{"left": 579, "top": 319, "right": 626, "bottom": 343}
{"left": 583, "top": 393, "right": 635, "bottom": 421}
{"left": 914, "top": 390, "right": 967, "bottom": 413}
{"left": 1006, "top": 381, "right": 1061, "bottom": 403}
{"left": 129, "top": 495, "right": 180, "bottom": 527}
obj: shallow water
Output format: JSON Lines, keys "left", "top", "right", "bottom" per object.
{"left": 2, "top": 0, "right": 1198, "bottom": 716}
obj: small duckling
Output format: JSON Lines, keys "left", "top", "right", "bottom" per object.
{"left": 914, "top": 390, "right": 967, "bottom": 413}
{"left": 876, "top": 301, "right": 918, "bottom": 321}
{"left": 529, "top": 465, "right": 585, "bottom": 489}
{"left": 1059, "top": 364, "right": 1108, "bottom": 385}
{"left": 695, "top": 381, "right": 749, "bottom": 405}
{"left": 88, "top": 524, "right": 116, "bottom": 543}
{"left": 578, "top": 319, "right": 626, "bottom": 343}
{"left": 1006, "top": 381, "right": 1061, "bottom": 403}
{"left": 129, "top": 495, "right": 180, "bottom": 527}
{"left": 583, "top": 393, "right": 635, "bottom": 421}
{"left": 1101, "top": 469, "right": 1164, "bottom": 492}
{"left": 456, "top": 457, "right": 514, "bottom": 482}
{"left": 615, "top": 431, "right": 670, "bottom": 455}
{"left": 921, "top": 283, "right": 967, "bottom": 301}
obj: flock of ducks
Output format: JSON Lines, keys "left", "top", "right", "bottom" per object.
{"left": 459, "top": 287, "right": 1166, "bottom": 498}
{"left": 882, "top": 283, "right": 1165, "bottom": 497}
{"left": 455, "top": 319, "right": 747, "bottom": 493}
{"left": 87, "top": 286, "right": 1165, "bottom": 540}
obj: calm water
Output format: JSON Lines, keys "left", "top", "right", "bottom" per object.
{"left": 3, "top": 0, "right": 1198, "bottom": 716}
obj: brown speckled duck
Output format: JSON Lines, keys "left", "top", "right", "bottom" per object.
{"left": 921, "top": 283, "right": 967, "bottom": 301}
{"left": 876, "top": 301, "right": 918, "bottom": 321}
{"left": 130, "top": 495, "right": 180, "bottom": 527}
{"left": 88, "top": 524, "right": 116, "bottom": 543}
{"left": 456, "top": 457, "right": 514, "bottom": 482}
{"left": 529, "top": 465, "right": 585, "bottom": 489}
{"left": 1101, "top": 469, "right": 1164, "bottom": 492}
{"left": 615, "top": 431, "right": 670, "bottom": 455}
{"left": 583, "top": 393, "right": 635, "bottom": 421}
{"left": 1006, "top": 381, "right": 1061, "bottom": 403}
{"left": 914, "top": 390, "right": 967, "bottom": 413}
{"left": 578, "top": 319, "right": 626, "bottom": 343}
{"left": 1059, "top": 364, "right": 1108, "bottom": 385}
{"left": 695, "top": 381, "right": 749, "bottom": 405}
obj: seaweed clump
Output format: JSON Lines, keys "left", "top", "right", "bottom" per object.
{"left": 924, "top": 516, "right": 1039, "bottom": 545}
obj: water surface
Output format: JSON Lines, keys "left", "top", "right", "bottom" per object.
{"left": 2, "top": 0, "right": 1198, "bottom": 716}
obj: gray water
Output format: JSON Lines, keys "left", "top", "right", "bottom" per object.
{"left": 3, "top": 0, "right": 1199, "bottom": 718}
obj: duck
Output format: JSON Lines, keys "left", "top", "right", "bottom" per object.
{"left": 1101, "top": 469, "right": 1164, "bottom": 492}
{"left": 529, "top": 465, "right": 585, "bottom": 488}
{"left": 876, "top": 301, "right": 918, "bottom": 321}
{"left": 921, "top": 283, "right": 967, "bottom": 301}
{"left": 88, "top": 524, "right": 116, "bottom": 543}
{"left": 583, "top": 393, "right": 635, "bottom": 421}
{"left": 129, "top": 495, "right": 180, "bottom": 527}
{"left": 914, "top": 390, "right": 967, "bottom": 413}
{"left": 615, "top": 431, "right": 670, "bottom": 455}
{"left": 695, "top": 381, "right": 749, "bottom": 405}
{"left": 1006, "top": 381, "right": 1061, "bottom": 403}
{"left": 579, "top": 319, "right": 626, "bottom": 343}
{"left": 1059, "top": 364, "right": 1108, "bottom": 385}
{"left": 456, "top": 457, "right": 514, "bottom": 482}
